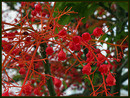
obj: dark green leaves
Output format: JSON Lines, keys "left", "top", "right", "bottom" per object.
{"left": 54, "top": 2, "right": 99, "bottom": 25}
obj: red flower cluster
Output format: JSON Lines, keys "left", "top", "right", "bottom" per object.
{"left": 86, "top": 51, "right": 94, "bottom": 63}
{"left": 72, "top": 36, "right": 81, "bottom": 44}
{"left": 2, "top": 40, "right": 14, "bottom": 53}
{"left": 106, "top": 72, "right": 116, "bottom": 86}
{"left": 31, "top": 10, "right": 37, "bottom": 16}
{"left": 93, "top": 27, "right": 103, "bottom": 37}
{"left": 33, "top": 88, "right": 41, "bottom": 96}
{"left": 97, "top": 53, "right": 106, "bottom": 63}
{"left": 58, "top": 29, "right": 67, "bottom": 36}
{"left": 2, "top": 91, "right": 9, "bottom": 96}
{"left": 58, "top": 49, "right": 66, "bottom": 61}
{"left": 82, "top": 32, "right": 91, "bottom": 42}
{"left": 4, "top": 32, "right": 16, "bottom": 40}
{"left": 23, "top": 83, "right": 33, "bottom": 95}
{"left": 69, "top": 42, "right": 81, "bottom": 51}
{"left": 82, "top": 63, "right": 91, "bottom": 75}
{"left": 11, "top": 48, "right": 20, "bottom": 55}
{"left": 35, "top": 3, "right": 42, "bottom": 12}
{"left": 54, "top": 78, "right": 62, "bottom": 88}
{"left": 19, "top": 67, "right": 26, "bottom": 75}
{"left": 46, "top": 46, "right": 54, "bottom": 55}
{"left": 98, "top": 64, "right": 109, "bottom": 74}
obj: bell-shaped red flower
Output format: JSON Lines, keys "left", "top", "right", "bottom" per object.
{"left": 72, "top": 36, "right": 81, "bottom": 44}
{"left": 19, "top": 67, "right": 26, "bottom": 75}
{"left": 58, "top": 49, "right": 66, "bottom": 61}
{"left": 97, "top": 53, "right": 106, "bottom": 63}
{"left": 106, "top": 72, "right": 116, "bottom": 86}
{"left": 75, "top": 43, "right": 81, "bottom": 51}
{"left": 11, "top": 48, "right": 20, "bottom": 55}
{"left": 82, "top": 32, "right": 91, "bottom": 42}
{"left": 23, "top": 83, "right": 33, "bottom": 95}
{"left": 2, "top": 43, "right": 13, "bottom": 53}
{"left": 31, "top": 10, "right": 37, "bottom": 16}
{"left": 54, "top": 78, "right": 62, "bottom": 88}
{"left": 86, "top": 51, "right": 94, "bottom": 63}
{"left": 35, "top": 3, "right": 42, "bottom": 12}
{"left": 93, "top": 27, "right": 103, "bottom": 37}
{"left": 82, "top": 63, "right": 91, "bottom": 75}
{"left": 85, "top": 23, "right": 89, "bottom": 29}
{"left": 46, "top": 46, "right": 54, "bottom": 55}
{"left": 2, "top": 91, "right": 9, "bottom": 96}
{"left": 33, "top": 88, "right": 41, "bottom": 96}
{"left": 69, "top": 41, "right": 76, "bottom": 51}
{"left": 98, "top": 64, "right": 109, "bottom": 74}
{"left": 58, "top": 29, "right": 67, "bottom": 36}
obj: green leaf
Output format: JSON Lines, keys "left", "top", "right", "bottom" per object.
{"left": 12, "top": 75, "right": 22, "bottom": 82}
{"left": 99, "top": 33, "right": 107, "bottom": 41}
{"left": 63, "top": 80, "right": 67, "bottom": 89}
{"left": 58, "top": 15, "right": 71, "bottom": 25}
{"left": 116, "top": 2, "right": 128, "bottom": 12}
{"left": 82, "top": 3, "right": 99, "bottom": 24}
{"left": 106, "top": 36, "right": 112, "bottom": 43}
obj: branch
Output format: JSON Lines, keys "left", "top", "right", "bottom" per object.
{"left": 117, "top": 58, "right": 128, "bottom": 72}
{"left": 121, "top": 72, "right": 128, "bottom": 83}
{"left": 40, "top": 43, "right": 56, "bottom": 96}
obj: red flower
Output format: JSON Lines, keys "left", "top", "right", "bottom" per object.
{"left": 111, "top": 4, "right": 117, "bottom": 11}
{"left": 72, "top": 36, "right": 81, "bottom": 44}
{"left": 21, "top": 2, "right": 26, "bottom": 6}
{"left": 97, "top": 53, "right": 106, "bottom": 63}
{"left": 18, "top": 63, "right": 24, "bottom": 68}
{"left": 106, "top": 72, "right": 116, "bottom": 86}
{"left": 2, "top": 44, "right": 13, "bottom": 53}
{"left": 77, "top": 51, "right": 83, "bottom": 57}
{"left": 106, "top": 50, "right": 110, "bottom": 54}
{"left": 42, "top": 12, "right": 46, "bottom": 17}
{"left": 46, "top": 46, "right": 54, "bottom": 55}
{"left": 4, "top": 32, "right": 16, "bottom": 40}
{"left": 11, "top": 48, "right": 20, "bottom": 55}
{"left": 93, "top": 27, "right": 103, "bottom": 37}
{"left": 82, "top": 63, "right": 91, "bottom": 75}
{"left": 108, "top": 64, "right": 113, "bottom": 70}
{"left": 58, "top": 49, "right": 66, "bottom": 61}
{"left": 75, "top": 43, "right": 81, "bottom": 51}
{"left": 23, "top": 83, "right": 32, "bottom": 95}
{"left": 33, "top": 88, "right": 41, "bottom": 96}
{"left": 19, "top": 67, "right": 26, "bottom": 75}
{"left": 85, "top": 23, "right": 89, "bottom": 29}
{"left": 58, "top": 29, "right": 67, "bottom": 36}
{"left": 25, "top": 55, "right": 31, "bottom": 60}
{"left": 54, "top": 78, "right": 62, "bottom": 88}
{"left": 30, "top": 2, "right": 35, "bottom": 8}
{"left": 31, "top": 10, "right": 37, "bottom": 16}
{"left": 2, "top": 91, "right": 9, "bottom": 96}
{"left": 25, "top": 37, "right": 31, "bottom": 42}
{"left": 69, "top": 41, "right": 76, "bottom": 51}
{"left": 35, "top": 63, "right": 39, "bottom": 69}
{"left": 96, "top": 63, "right": 101, "bottom": 67}
{"left": 82, "top": 32, "right": 91, "bottom": 42}
{"left": 86, "top": 51, "right": 94, "bottom": 63}
{"left": 94, "top": 49, "right": 101, "bottom": 53}
{"left": 2, "top": 40, "right": 8, "bottom": 47}
{"left": 35, "top": 3, "right": 42, "bottom": 12}
{"left": 98, "top": 64, "right": 109, "bottom": 74}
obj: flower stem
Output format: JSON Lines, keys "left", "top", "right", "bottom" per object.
{"left": 102, "top": 73, "right": 108, "bottom": 96}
